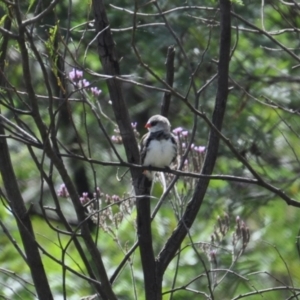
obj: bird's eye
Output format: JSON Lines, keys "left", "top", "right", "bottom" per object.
{"left": 151, "top": 121, "right": 158, "bottom": 126}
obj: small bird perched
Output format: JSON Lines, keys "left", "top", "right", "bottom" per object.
{"left": 140, "top": 114, "right": 177, "bottom": 180}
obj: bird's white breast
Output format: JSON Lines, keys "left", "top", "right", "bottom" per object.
{"left": 143, "top": 138, "right": 175, "bottom": 167}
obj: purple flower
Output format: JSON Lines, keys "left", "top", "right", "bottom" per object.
{"left": 93, "top": 187, "right": 102, "bottom": 198}
{"left": 111, "top": 135, "right": 118, "bottom": 142}
{"left": 112, "top": 195, "right": 120, "bottom": 202}
{"left": 57, "top": 184, "right": 69, "bottom": 198}
{"left": 131, "top": 122, "right": 137, "bottom": 129}
{"left": 91, "top": 87, "right": 102, "bottom": 97}
{"left": 172, "top": 127, "right": 183, "bottom": 134}
{"left": 80, "top": 192, "right": 90, "bottom": 204}
{"left": 105, "top": 194, "right": 111, "bottom": 203}
{"left": 194, "top": 146, "right": 206, "bottom": 153}
{"left": 79, "top": 79, "right": 90, "bottom": 88}
{"left": 69, "top": 68, "right": 83, "bottom": 82}
{"left": 111, "top": 135, "right": 122, "bottom": 144}
{"left": 182, "top": 130, "right": 189, "bottom": 137}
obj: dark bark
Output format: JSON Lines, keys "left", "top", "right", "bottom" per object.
{"left": 12, "top": 4, "right": 115, "bottom": 297}
{"left": 0, "top": 17, "right": 54, "bottom": 300}
{"left": 92, "top": 0, "right": 161, "bottom": 298}
{"left": 157, "top": 0, "right": 232, "bottom": 275}
{"left": 161, "top": 46, "right": 175, "bottom": 118}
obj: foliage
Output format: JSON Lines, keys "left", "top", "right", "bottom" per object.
{"left": 0, "top": 0, "right": 300, "bottom": 299}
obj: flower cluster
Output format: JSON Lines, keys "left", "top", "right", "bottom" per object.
{"left": 68, "top": 68, "right": 102, "bottom": 97}
{"left": 57, "top": 184, "right": 69, "bottom": 198}
{"left": 87, "top": 190, "right": 135, "bottom": 232}
{"left": 68, "top": 68, "right": 83, "bottom": 81}
{"left": 200, "top": 214, "right": 250, "bottom": 274}
{"left": 169, "top": 127, "right": 206, "bottom": 188}
{"left": 232, "top": 216, "right": 251, "bottom": 256}
{"left": 57, "top": 184, "right": 135, "bottom": 233}
{"left": 79, "top": 192, "right": 90, "bottom": 205}
{"left": 111, "top": 122, "right": 140, "bottom": 144}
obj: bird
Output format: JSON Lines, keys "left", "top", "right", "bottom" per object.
{"left": 140, "top": 115, "right": 177, "bottom": 180}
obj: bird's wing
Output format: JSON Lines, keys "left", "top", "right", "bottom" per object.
{"left": 139, "top": 133, "right": 149, "bottom": 165}
{"left": 170, "top": 133, "right": 178, "bottom": 163}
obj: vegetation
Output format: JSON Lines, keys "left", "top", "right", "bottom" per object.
{"left": 0, "top": 0, "right": 300, "bottom": 299}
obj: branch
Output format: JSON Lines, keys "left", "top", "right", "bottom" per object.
{"left": 132, "top": 1, "right": 161, "bottom": 298}
{"left": 110, "top": 5, "right": 217, "bottom": 17}
{"left": 0, "top": 13, "right": 54, "bottom": 300}
{"left": 27, "top": 146, "right": 103, "bottom": 290}
{"left": 92, "top": 0, "right": 159, "bottom": 298}
{"left": 92, "top": 0, "right": 139, "bottom": 167}
{"left": 232, "top": 286, "right": 300, "bottom": 300}
{"left": 21, "top": 0, "right": 61, "bottom": 27}
{"left": 156, "top": 0, "right": 232, "bottom": 275}
{"left": 13, "top": 5, "right": 111, "bottom": 298}
{"left": 161, "top": 45, "right": 175, "bottom": 117}
{"left": 0, "top": 25, "right": 19, "bottom": 39}
{"left": 231, "top": 11, "right": 300, "bottom": 63}
{"left": 59, "top": 151, "right": 300, "bottom": 208}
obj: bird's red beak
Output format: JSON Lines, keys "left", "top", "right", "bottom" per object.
{"left": 145, "top": 122, "right": 151, "bottom": 129}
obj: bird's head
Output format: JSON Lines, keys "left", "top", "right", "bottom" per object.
{"left": 145, "top": 115, "right": 171, "bottom": 133}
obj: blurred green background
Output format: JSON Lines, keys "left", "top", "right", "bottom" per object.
{"left": 1, "top": 0, "right": 300, "bottom": 298}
